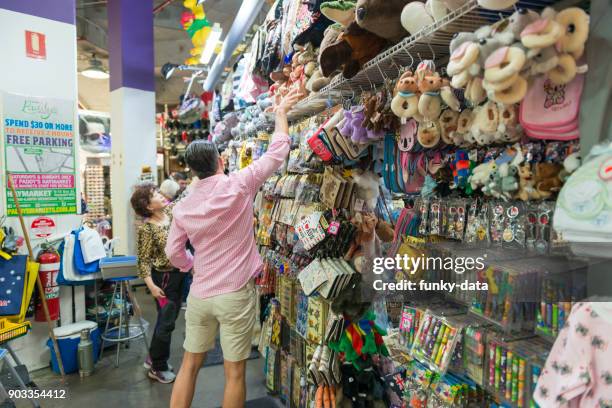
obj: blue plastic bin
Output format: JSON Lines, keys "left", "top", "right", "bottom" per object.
{"left": 47, "top": 320, "right": 101, "bottom": 375}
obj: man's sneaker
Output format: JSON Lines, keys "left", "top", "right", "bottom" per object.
{"left": 143, "top": 355, "right": 173, "bottom": 371}
{"left": 148, "top": 368, "right": 176, "bottom": 384}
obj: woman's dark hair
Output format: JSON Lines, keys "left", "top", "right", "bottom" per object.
{"left": 130, "top": 182, "right": 156, "bottom": 218}
{"left": 185, "top": 140, "right": 219, "bottom": 179}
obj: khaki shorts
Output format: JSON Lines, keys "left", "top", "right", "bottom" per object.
{"left": 183, "top": 280, "right": 256, "bottom": 362}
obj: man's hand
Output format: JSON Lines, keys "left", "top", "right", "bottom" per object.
{"left": 149, "top": 285, "right": 166, "bottom": 299}
{"left": 274, "top": 86, "right": 306, "bottom": 116}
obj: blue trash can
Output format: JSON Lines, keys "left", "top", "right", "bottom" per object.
{"left": 47, "top": 320, "right": 101, "bottom": 374}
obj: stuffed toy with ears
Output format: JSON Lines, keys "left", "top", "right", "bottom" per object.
{"left": 491, "top": 8, "right": 540, "bottom": 45}
{"left": 484, "top": 46, "right": 528, "bottom": 104}
{"left": 470, "top": 101, "right": 498, "bottom": 146}
{"left": 320, "top": 0, "right": 357, "bottom": 28}
{"left": 447, "top": 32, "right": 479, "bottom": 80}
{"left": 418, "top": 72, "right": 444, "bottom": 121}
{"left": 355, "top": 0, "right": 411, "bottom": 42}
{"left": 469, "top": 160, "right": 497, "bottom": 191}
{"left": 516, "top": 163, "right": 541, "bottom": 201}
{"left": 451, "top": 149, "right": 474, "bottom": 190}
{"left": 495, "top": 103, "right": 522, "bottom": 143}
{"left": 439, "top": 109, "right": 459, "bottom": 145}
{"left": 558, "top": 152, "right": 581, "bottom": 183}
{"left": 451, "top": 108, "right": 474, "bottom": 146}
{"left": 440, "top": 78, "right": 461, "bottom": 111}
{"left": 320, "top": 22, "right": 387, "bottom": 79}
{"left": 391, "top": 70, "right": 420, "bottom": 120}
{"left": 417, "top": 120, "right": 441, "bottom": 148}
{"left": 535, "top": 162, "right": 563, "bottom": 199}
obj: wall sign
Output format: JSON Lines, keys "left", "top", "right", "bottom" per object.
{"left": 30, "top": 216, "right": 56, "bottom": 238}
{"left": 25, "top": 31, "right": 46, "bottom": 60}
{"left": 2, "top": 92, "right": 77, "bottom": 216}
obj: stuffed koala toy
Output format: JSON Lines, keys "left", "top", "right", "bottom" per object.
{"left": 355, "top": 0, "right": 411, "bottom": 42}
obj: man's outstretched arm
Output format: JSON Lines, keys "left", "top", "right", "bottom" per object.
{"left": 237, "top": 87, "right": 304, "bottom": 194}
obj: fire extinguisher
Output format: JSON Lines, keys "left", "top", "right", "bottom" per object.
{"left": 35, "top": 244, "right": 60, "bottom": 322}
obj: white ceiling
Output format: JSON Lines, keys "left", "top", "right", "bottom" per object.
{"left": 76, "top": 0, "right": 259, "bottom": 112}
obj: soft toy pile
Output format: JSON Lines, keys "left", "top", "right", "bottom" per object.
{"left": 447, "top": 6, "right": 589, "bottom": 106}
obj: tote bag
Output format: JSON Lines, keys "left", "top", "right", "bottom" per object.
{"left": 0, "top": 255, "right": 28, "bottom": 316}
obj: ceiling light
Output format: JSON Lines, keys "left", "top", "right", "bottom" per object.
{"left": 81, "top": 55, "right": 109, "bottom": 79}
{"left": 200, "top": 23, "right": 222, "bottom": 65}
{"left": 197, "top": 0, "right": 206, "bottom": 4}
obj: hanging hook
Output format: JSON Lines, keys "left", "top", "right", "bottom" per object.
{"left": 376, "top": 63, "right": 387, "bottom": 83}
{"left": 427, "top": 42, "right": 436, "bottom": 63}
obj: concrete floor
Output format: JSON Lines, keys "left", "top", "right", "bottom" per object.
{"left": 22, "top": 287, "right": 277, "bottom": 408}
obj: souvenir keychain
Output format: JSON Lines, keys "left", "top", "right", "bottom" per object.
{"left": 489, "top": 202, "right": 505, "bottom": 246}
{"left": 534, "top": 205, "right": 552, "bottom": 254}
{"left": 502, "top": 203, "right": 526, "bottom": 249}
{"left": 429, "top": 201, "right": 442, "bottom": 235}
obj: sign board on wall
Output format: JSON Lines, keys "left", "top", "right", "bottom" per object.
{"left": 2, "top": 92, "right": 77, "bottom": 216}
{"left": 25, "top": 31, "right": 46, "bottom": 60}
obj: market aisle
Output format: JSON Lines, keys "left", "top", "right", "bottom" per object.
{"left": 28, "top": 287, "right": 272, "bottom": 408}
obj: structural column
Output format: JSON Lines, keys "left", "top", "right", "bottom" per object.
{"left": 108, "top": 0, "right": 157, "bottom": 256}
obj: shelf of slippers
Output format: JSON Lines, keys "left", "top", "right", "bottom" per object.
{"left": 282, "top": 0, "right": 563, "bottom": 124}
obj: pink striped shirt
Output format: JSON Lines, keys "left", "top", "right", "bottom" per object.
{"left": 165, "top": 133, "right": 290, "bottom": 299}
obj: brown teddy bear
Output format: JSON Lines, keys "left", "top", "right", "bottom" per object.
{"left": 320, "top": 22, "right": 387, "bottom": 78}
{"left": 354, "top": 0, "right": 412, "bottom": 43}
{"left": 535, "top": 162, "right": 562, "bottom": 199}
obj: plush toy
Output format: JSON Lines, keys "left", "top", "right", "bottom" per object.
{"left": 495, "top": 103, "right": 522, "bottom": 143}
{"left": 469, "top": 160, "right": 497, "bottom": 191}
{"left": 558, "top": 152, "right": 581, "bottom": 183}
{"left": 483, "top": 162, "right": 518, "bottom": 199}
{"left": 440, "top": 78, "right": 461, "bottom": 111}
{"left": 465, "top": 77, "right": 487, "bottom": 105}
{"left": 471, "top": 101, "right": 498, "bottom": 146}
{"left": 417, "top": 72, "right": 444, "bottom": 120}
{"left": 447, "top": 33, "right": 479, "bottom": 78}
{"left": 417, "top": 120, "right": 441, "bottom": 148}
{"left": 451, "top": 149, "right": 473, "bottom": 190}
{"left": 483, "top": 46, "right": 528, "bottom": 104}
{"left": 355, "top": 0, "right": 410, "bottom": 42}
{"left": 491, "top": 8, "right": 540, "bottom": 45}
{"left": 520, "top": 16, "right": 563, "bottom": 50}
{"left": 452, "top": 108, "right": 473, "bottom": 146}
{"left": 554, "top": 7, "right": 589, "bottom": 58}
{"left": 340, "top": 107, "right": 370, "bottom": 143}
{"left": 439, "top": 109, "right": 459, "bottom": 144}
{"left": 516, "top": 163, "right": 541, "bottom": 201}
{"left": 320, "top": 0, "right": 357, "bottom": 27}
{"left": 535, "top": 162, "right": 562, "bottom": 199}
{"left": 391, "top": 70, "right": 420, "bottom": 120}
{"left": 320, "top": 22, "right": 387, "bottom": 78}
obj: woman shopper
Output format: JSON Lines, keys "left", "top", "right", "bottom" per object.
{"left": 131, "top": 183, "right": 188, "bottom": 384}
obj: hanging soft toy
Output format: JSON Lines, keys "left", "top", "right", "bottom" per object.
{"left": 391, "top": 70, "right": 420, "bottom": 121}
{"left": 417, "top": 120, "right": 441, "bottom": 148}
{"left": 451, "top": 108, "right": 474, "bottom": 146}
{"left": 484, "top": 46, "right": 528, "bottom": 104}
{"left": 181, "top": 0, "right": 212, "bottom": 65}
{"left": 439, "top": 109, "right": 459, "bottom": 145}
{"left": 418, "top": 72, "right": 444, "bottom": 120}
{"left": 450, "top": 149, "right": 473, "bottom": 191}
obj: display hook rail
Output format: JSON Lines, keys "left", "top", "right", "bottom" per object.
{"left": 283, "top": 0, "right": 562, "bottom": 124}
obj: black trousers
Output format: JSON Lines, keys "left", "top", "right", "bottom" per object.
{"left": 149, "top": 269, "right": 185, "bottom": 371}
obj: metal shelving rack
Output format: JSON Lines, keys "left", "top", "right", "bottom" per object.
{"left": 283, "top": 0, "right": 559, "bottom": 123}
